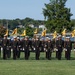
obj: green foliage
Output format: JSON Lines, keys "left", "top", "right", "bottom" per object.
{"left": 26, "top": 26, "right": 34, "bottom": 37}
{"left": 0, "top": 25, "right": 6, "bottom": 37}
{"left": 43, "top": 0, "right": 72, "bottom": 33}
{"left": 0, "top": 17, "right": 44, "bottom": 30}
{"left": 17, "top": 27, "right": 34, "bottom": 37}
{"left": 18, "top": 28, "right": 24, "bottom": 34}
{"left": 0, "top": 18, "right": 45, "bottom": 36}
{"left": 70, "top": 19, "right": 75, "bottom": 30}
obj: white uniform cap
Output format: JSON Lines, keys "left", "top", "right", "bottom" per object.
{"left": 13, "top": 36, "right": 17, "bottom": 39}
{"left": 66, "top": 37, "right": 70, "bottom": 39}
{"left": 45, "top": 37, "right": 49, "bottom": 40}
{"left": 41, "top": 38, "right": 44, "bottom": 41}
{"left": 58, "top": 35, "right": 62, "bottom": 37}
{"left": 25, "top": 36, "right": 29, "bottom": 38}
{"left": 48, "top": 38, "right": 51, "bottom": 40}
{"left": 36, "top": 36, "right": 39, "bottom": 38}
{"left": 8, "top": 37, "right": 10, "bottom": 39}
{"left": 17, "top": 37, "right": 20, "bottom": 39}
{"left": 46, "top": 37, "right": 49, "bottom": 39}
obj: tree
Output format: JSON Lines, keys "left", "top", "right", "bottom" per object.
{"left": 18, "top": 28, "right": 24, "bottom": 34}
{"left": 43, "top": 0, "right": 72, "bottom": 33}
{"left": 25, "top": 26, "right": 34, "bottom": 37}
{"left": 0, "top": 25, "right": 6, "bottom": 37}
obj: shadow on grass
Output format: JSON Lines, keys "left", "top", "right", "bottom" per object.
{"left": 0, "top": 57, "right": 75, "bottom": 60}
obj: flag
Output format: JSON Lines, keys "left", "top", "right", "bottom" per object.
{"left": 41, "top": 29, "right": 46, "bottom": 37}
{"left": 71, "top": 29, "right": 75, "bottom": 37}
{"left": 12, "top": 28, "right": 17, "bottom": 35}
{"left": 62, "top": 29, "right": 66, "bottom": 36}
{"left": 53, "top": 31, "right": 57, "bottom": 39}
{"left": 5, "top": 29, "right": 8, "bottom": 36}
{"left": 34, "top": 28, "right": 38, "bottom": 34}
{"left": 21, "top": 30, "right": 26, "bottom": 36}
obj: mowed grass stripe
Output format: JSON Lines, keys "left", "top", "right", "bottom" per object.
{"left": 0, "top": 60, "right": 75, "bottom": 75}
{"left": 0, "top": 51, "right": 75, "bottom": 75}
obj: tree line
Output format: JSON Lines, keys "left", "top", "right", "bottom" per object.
{"left": 0, "top": 17, "right": 44, "bottom": 30}
{"left": 0, "top": 0, "right": 75, "bottom": 37}
{"left": 0, "top": 17, "right": 44, "bottom": 37}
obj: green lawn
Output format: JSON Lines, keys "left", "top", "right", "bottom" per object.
{"left": 0, "top": 51, "right": 75, "bottom": 75}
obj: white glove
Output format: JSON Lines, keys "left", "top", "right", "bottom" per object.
{"left": 56, "top": 48, "right": 58, "bottom": 51}
{"left": 11, "top": 49, "right": 13, "bottom": 51}
{"left": 1, "top": 47, "right": 3, "bottom": 51}
{"left": 23, "top": 48, "right": 24, "bottom": 50}
{"left": 54, "top": 48, "right": 58, "bottom": 51}
{"left": 74, "top": 49, "right": 75, "bottom": 51}
{"left": 44, "top": 48, "right": 46, "bottom": 51}
{"left": 34, "top": 48, "right": 35, "bottom": 50}
{"left": 64, "top": 48, "right": 67, "bottom": 51}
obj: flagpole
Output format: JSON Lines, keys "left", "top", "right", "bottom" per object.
{"left": 73, "top": 27, "right": 75, "bottom": 53}
{"left": 7, "top": 20, "right": 8, "bottom": 37}
{"left": 74, "top": 29, "right": 75, "bottom": 51}
{"left": 74, "top": 32, "right": 75, "bottom": 55}
{"left": 74, "top": 36, "right": 75, "bottom": 48}
{"left": 74, "top": 28, "right": 75, "bottom": 42}
{"left": 24, "top": 25, "right": 26, "bottom": 37}
{"left": 15, "top": 27, "right": 17, "bottom": 37}
{"left": 72, "top": 27, "right": 75, "bottom": 54}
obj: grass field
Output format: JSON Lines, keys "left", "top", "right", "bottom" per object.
{"left": 0, "top": 51, "right": 75, "bottom": 75}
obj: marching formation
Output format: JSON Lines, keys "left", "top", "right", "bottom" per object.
{"left": 0, "top": 34, "right": 74, "bottom": 60}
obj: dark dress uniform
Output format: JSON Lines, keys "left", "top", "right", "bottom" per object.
{"left": 12, "top": 39, "right": 18, "bottom": 60}
{"left": 0, "top": 37, "right": 2, "bottom": 58}
{"left": 64, "top": 40, "right": 67, "bottom": 58}
{"left": 56, "top": 37, "right": 64, "bottom": 60}
{"left": 32, "top": 38, "right": 36, "bottom": 52}
{"left": 55, "top": 39, "right": 58, "bottom": 58}
{"left": 74, "top": 42, "right": 75, "bottom": 51}
{"left": 20, "top": 39, "right": 24, "bottom": 51}
{"left": 74, "top": 42, "right": 75, "bottom": 49}
{"left": 44, "top": 40, "right": 48, "bottom": 59}
{"left": 23, "top": 39, "right": 31, "bottom": 60}
{"left": 45, "top": 40, "right": 53, "bottom": 60}
{"left": 40, "top": 39, "right": 45, "bottom": 52}
{"left": 7, "top": 39, "right": 12, "bottom": 58}
{"left": 64, "top": 39, "right": 72, "bottom": 60}
{"left": 2, "top": 38, "right": 9, "bottom": 59}
{"left": 34, "top": 39, "right": 41, "bottom": 60}
{"left": 52, "top": 38, "right": 58, "bottom": 58}
{"left": 17, "top": 39, "right": 21, "bottom": 58}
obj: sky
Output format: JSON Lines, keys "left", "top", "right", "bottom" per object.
{"left": 0, "top": 0, "right": 75, "bottom": 20}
